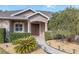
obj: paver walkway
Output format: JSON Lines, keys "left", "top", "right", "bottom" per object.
{"left": 34, "top": 34, "right": 67, "bottom": 54}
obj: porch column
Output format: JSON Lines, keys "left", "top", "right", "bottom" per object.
{"left": 45, "top": 22, "right": 48, "bottom": 32}
{"left": 28, "top": 21, "right": 31, "bottom": 33}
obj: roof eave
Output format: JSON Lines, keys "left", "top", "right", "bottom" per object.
{"left": 0, "top": 17, "right": 28, "bottom": 20}
{"left": 10, "top": 8, "right": 37, "bottom": 16}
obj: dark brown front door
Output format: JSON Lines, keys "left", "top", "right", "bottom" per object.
{"left": 31, "top": 24, "right": 39, "bottom": 35}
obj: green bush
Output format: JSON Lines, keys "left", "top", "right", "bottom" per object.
{"left": 52, "top": 30, "right": 74, "bottom": 40}
{"left": 45, "top": 32, "right": 53, "bottom": 41}
{"left": 54, "top": 34, "right": 65, "bottom": 39}
{"left": 0, "top": 28, "right": 6, "bottom": 43}
{"left": 45, "top": 31, "right": 66, "bottom": 41}
{"left": 14, "top": 36, "right": 38, "bottom": 54}
{"left": 10, "top": 32, "right": 31, "bottom": 42}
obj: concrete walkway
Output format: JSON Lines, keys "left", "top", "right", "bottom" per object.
{"left": 34, "top": 35, "right": 67, "bottom": 54}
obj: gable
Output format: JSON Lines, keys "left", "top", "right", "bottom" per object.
{"left": 29, "top": 14, "right": 48, "bottom": 23}
{"left": 11, "top": 9, "right": 36, "bottom": 17}
{"left": 14, "top": 10, "right": 35, "bottom": 17}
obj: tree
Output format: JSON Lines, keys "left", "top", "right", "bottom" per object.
{"left": 48, "top": 7, "right": 79, "bottom": 35}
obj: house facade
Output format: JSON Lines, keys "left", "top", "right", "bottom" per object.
{"left": 0, "top": 9, "right": 52, "bottom": 36}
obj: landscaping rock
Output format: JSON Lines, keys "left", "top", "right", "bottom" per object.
{"left": 75, "top": 35, "right": 79, "bottom": 40}
{"left": 74, "top": 35, "right": 79, "bottom": 43}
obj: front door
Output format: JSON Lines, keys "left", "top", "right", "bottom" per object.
{"left": 31, "top": 24, "right": 39, "bottom": 35}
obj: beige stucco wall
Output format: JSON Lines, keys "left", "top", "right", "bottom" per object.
{"left": 29, "top": 14, "right": 48, "bottom": 23}
{"left": 0, "top": 20, "right": 10, "bottom": 31}
{"left": 15, "top": 10, "right": 35, "bottom": 17}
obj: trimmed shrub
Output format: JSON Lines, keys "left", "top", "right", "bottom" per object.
{"left": 10, "top": 32, "right": 31, "bottom": 42}
{"left": 45, "top": 32, "right": 52, "bottom": 41}
{"left": 14, "top": 36, "right": 38, "bottom": 54}
{"left": 0, "top": 28, "right": 6, "bottom": 43}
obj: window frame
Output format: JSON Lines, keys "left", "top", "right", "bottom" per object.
{"left": 14, "top": 22, "right": 24, "bottom": 32}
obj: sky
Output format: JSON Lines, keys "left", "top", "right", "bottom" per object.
{"left": 0, "top": 5, "right": 79, "bottom": 12}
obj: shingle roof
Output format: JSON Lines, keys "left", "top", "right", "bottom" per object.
{"left": 0, "top": 10, "right": 53, "bottom": 19}
{"left": 0, "top": 10, "right": 20, "bottom": 17}
{"left": 37, "top": 10, "right": 53, "bottom": 18}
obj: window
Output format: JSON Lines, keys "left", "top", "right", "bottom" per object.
{"left": 14, "top": 22, "right": 24, "bottom": 32}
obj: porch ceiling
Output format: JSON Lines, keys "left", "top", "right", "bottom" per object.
{"left": 30, "top": 20, "right": 47, "bottom": 23}
{"left": 30, "top": 21, "right": 45, "bottom": 24}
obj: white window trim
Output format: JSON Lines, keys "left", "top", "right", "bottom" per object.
{"left": 14, "top": 22, "right": 24, "bottom": 33}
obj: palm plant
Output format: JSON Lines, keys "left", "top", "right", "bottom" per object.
{"left": 13, "top": 36, "right": 38, "bottom": 54}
